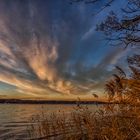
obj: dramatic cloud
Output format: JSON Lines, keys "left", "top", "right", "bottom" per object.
{"left": 0, "top": 0, "right": 132, "bottom": 99}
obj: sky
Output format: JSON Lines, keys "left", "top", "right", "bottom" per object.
{"left": 0, "top": 0, "right": 136, "bottom": 100}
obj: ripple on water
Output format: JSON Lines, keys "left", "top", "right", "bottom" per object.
{"left": 0, "top": 104, "right": 99, "bottom": 139}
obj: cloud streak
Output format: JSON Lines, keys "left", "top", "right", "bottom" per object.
{"left": 0, "top": 0, "right": 132, "bottom": 99}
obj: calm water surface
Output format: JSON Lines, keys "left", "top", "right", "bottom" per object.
{"left": 0, "top": 104, "right": 99, "bottom": 140}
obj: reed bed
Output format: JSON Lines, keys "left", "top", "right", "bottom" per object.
{"left": 27, "top": 103, "right": 140, "bottom": 140}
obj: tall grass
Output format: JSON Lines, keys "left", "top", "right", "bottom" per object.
{"left": 27, "top": 103, "right": 140, "bottom": 140}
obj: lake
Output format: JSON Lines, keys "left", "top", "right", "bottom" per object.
{"left": 0, "top": 104, "right": 99, "bottom": 140}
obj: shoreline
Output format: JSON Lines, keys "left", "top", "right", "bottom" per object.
{"left": 0, "top": 99, "right": 109, "bottom": 105}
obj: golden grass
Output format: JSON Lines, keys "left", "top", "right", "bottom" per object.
{"left": 27, "top": 103, "right": 140, "bottom": 140}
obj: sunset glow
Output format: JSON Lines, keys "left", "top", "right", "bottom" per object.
{"left": 0, "top": 0, "right": 137, "bottom": 100}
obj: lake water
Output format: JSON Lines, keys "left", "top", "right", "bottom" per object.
{"left": 0, "top": 104, "right": 99, "bottom": 140}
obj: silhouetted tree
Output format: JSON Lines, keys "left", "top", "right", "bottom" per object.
{"left": 95, "top": 0, "right": 140, "bottom": 102}
{"left": 96, "top": 0, "right": 140, "bottom": 48}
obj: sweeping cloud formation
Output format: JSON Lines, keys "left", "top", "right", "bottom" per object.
{"left": 0, "top": 0, "right": 133, "bottom": 99}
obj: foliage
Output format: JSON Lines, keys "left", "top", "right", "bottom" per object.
{"left": 96, "top": 0, "right": 140, "bottom": 48}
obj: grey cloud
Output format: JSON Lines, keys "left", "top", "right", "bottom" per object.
{"left": 0, "top": 0, "right": 130, "bottom": 98}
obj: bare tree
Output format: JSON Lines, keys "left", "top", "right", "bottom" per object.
{"left": 96, "top": 0, "right": 140, "bottom": 48}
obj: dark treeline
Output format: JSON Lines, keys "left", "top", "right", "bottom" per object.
{"left": 0, "top": 98, "right": 108, "bottom": 104}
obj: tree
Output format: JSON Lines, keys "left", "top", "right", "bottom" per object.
{"left": 71, "top": 0, "right": 140, "bottom": 47}
{"left": 96, "top": 0, "right": 140, "bottom": 48}
{"left": 95, "top": 0, "right": 140, "bottom": 102}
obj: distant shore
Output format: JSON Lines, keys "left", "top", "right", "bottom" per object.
{"left": 0, "top": 99, "right": 110, "bottom": 104}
